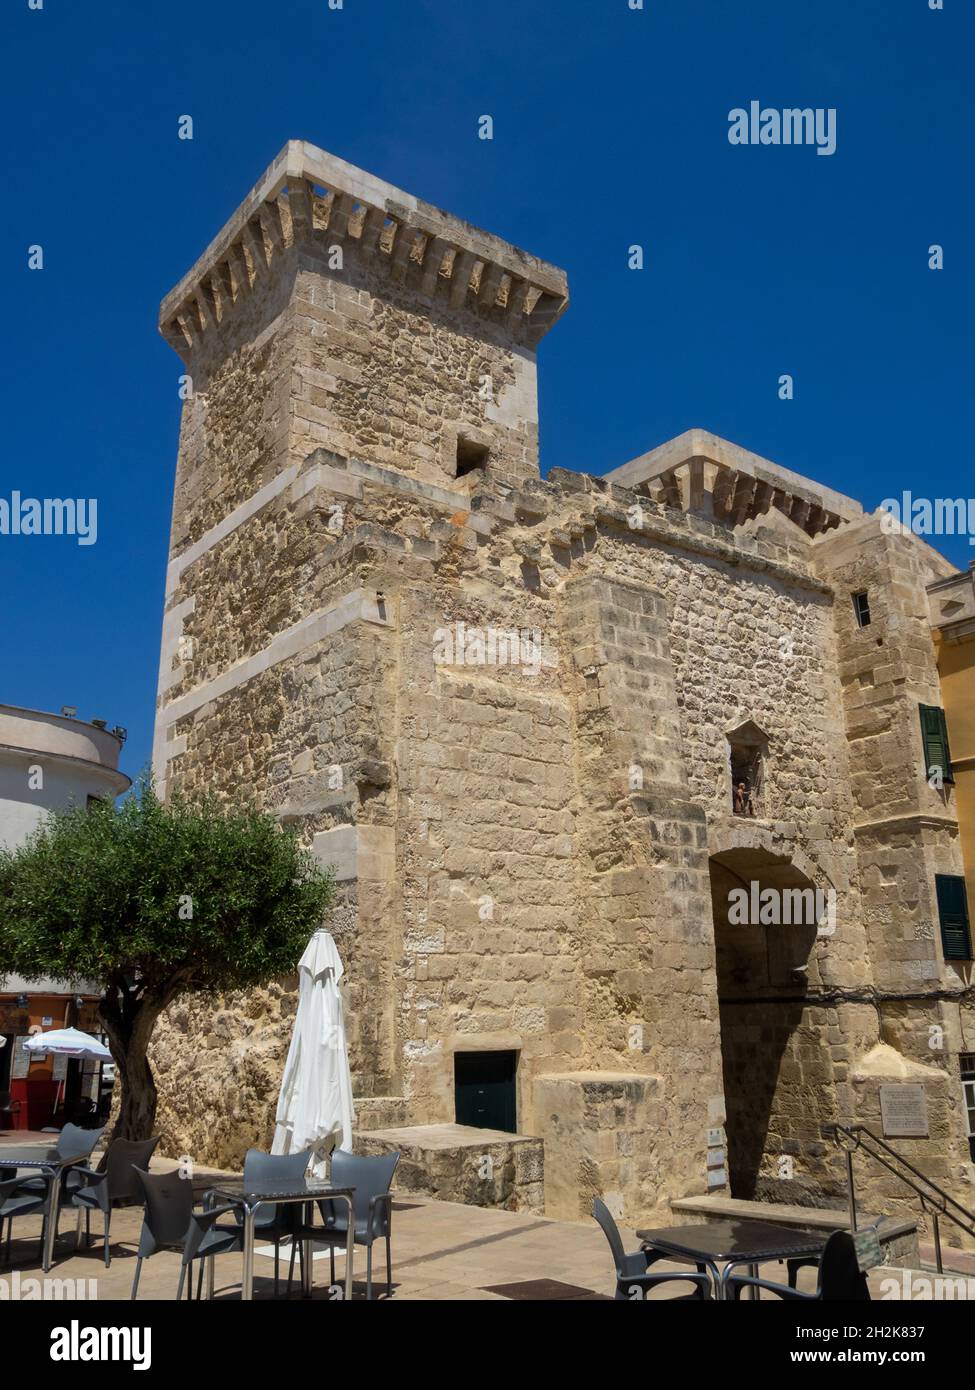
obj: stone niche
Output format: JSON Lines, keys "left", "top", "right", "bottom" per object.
{"left": 726, "top": 717, "right": 770, "bottom": 819}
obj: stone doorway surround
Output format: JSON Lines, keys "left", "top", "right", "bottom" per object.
{"left": 708, "top": 819, "right": 838, "bottom": 1203}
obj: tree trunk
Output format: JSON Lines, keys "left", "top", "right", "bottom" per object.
{"left": 109, "top": 1034, "right": 158, "bottom": 1141}
{"left": 100, "top": 993, "right": 168, "bottom": 1142}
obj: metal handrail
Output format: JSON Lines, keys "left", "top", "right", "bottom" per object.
{"left": 831, "top": 1122, "right": 975, "bottom": 1273}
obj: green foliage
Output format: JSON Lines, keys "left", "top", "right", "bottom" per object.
{"left": 0, "top": 776, "right": 335, "bottom": 998}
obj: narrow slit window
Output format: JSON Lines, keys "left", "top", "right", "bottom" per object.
{"left": 852, "top": 591, "right": 871, "bottom": 627}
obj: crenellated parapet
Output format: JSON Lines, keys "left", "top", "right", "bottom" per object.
{"left": 605, "top": 428, "right": 861, "bottom": 538}
{"left": 159, "top": 140, "right": 569, "bottom": 358}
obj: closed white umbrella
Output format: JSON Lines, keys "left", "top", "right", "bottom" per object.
{"left": 24, "top": 1027, "right": 111, "bottom": 1060}
{"left": 271, "top": 930, "right": 355, "bottom": 1178}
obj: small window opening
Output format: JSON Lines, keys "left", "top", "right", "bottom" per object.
{"left": 456, "top": 437, "right": 490, "bottom": 479}
{"left": 853, "top": 591, "right": 872, "bottom": 627}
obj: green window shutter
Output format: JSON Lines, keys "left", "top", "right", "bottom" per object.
{"left": 939, "top": 708, "right": 955, "bottom": 783}
{"left": 936, "top": 874, "right": 973, "bottom": 962}
{"left": 920, "top": 704, "right": 954, "bottom": 785}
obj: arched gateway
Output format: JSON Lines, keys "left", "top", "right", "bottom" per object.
{"left": 707, "top": 822, "right": 840, "bottom": 1202}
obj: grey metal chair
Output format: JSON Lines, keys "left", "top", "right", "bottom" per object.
{"left": 15, "top": 1123, "right": 106, "bottom": 1197}
{"left": 63, "top": 1135, "right": 162, "bottom": 1267}
{"left": 727, "top": 1230, "right": 871, "bottom": 1301}
{"left": 292, "top": 1148, "right": 400, "bottom": 1300}
{"left": 1, "top": 1174, "right": 50, "bottom": 1268}
{"left": 131, "top": 1167, "right": 241, "bottom": 1300}
{"left": 239, "top": 1146, "right": 315, "bottom": 1297}
{"left": 593, "top": 1199, "right": 712, "bottom": 1300}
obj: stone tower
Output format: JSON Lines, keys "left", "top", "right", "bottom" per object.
{"left": 152, "top": 144, "right": 974, "bottom": 1235}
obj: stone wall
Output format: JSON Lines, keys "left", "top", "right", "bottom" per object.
{"left": 290, "top": 255, "right": 541, "bottom": 491}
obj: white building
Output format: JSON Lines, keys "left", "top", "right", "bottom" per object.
{"left": 0, "top": 703, "right": 130, "bottom": 848}
{"left": 0, "top": 705, "right": 129, "bottom": 1121}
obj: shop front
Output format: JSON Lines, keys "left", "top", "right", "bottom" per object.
{"left": 0, "top": 982, "right": 109, "bottom": 1131}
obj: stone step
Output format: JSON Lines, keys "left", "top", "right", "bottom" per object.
{"left": 918, "top": 1241, "right": 975, "bottom": 1276}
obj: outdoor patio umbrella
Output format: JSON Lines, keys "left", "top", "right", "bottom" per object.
{"left": 24, "top": 1028, "right": 111, "bottom": 1060}
{"left": 271, "top": 929, "right": 355, "bottom": 1178}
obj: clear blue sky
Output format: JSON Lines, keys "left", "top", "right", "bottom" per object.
{"left": 1, "top": 0, "right": 971, "bottom": 785}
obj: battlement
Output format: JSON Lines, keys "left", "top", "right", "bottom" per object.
{"left": 606, "top": 428, "right": 863, "bottom": 538}
{"left": 159, "top": 140, "right": 569, "bottom": 358}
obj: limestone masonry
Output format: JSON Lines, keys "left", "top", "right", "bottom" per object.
{"left": 150, "top": 141, "right": 975, "bottom": 1235}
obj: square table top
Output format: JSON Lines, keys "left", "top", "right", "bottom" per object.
{"left": 205, "top": 1179, "right": 355, "bottom": 1204}
{"left": 0, "top": 1146, "right": 90, "bottom": 1169}
{"left": 635, "top": 1219, "right": 828, "bottom": 1264}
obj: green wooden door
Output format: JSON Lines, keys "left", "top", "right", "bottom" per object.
{"left": 454, "top": 1050, "right": 517, "bottom": 1133}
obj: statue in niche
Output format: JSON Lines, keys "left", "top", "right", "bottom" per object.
{"left": 733, "top": 779, "right": 756, "bottom": 817}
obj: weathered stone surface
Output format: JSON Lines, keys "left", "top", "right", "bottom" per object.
{"left": 357, "top": 1123, "right": 544, "bottom": 1212}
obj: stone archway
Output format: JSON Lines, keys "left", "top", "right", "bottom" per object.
{"left": 708, "top": 822, "right": 838, "bottom": 1201}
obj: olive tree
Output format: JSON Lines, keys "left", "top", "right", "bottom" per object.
{"left": 0, "top": 781, "right": 334, "bottom": 1140}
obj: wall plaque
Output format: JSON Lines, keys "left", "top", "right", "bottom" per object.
{"left": 879, "top": 1084, "right": 929, "bottom": 1138}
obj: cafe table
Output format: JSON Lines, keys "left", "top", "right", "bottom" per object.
{"left": 0, "top": 1143, "right": 92, "bottom": 1272}
{"left": 635, "top": 1219, "right": 827, "bottom": 1301}
{"left": 203, "top": 1177, "right": 356, "bottom": 1301}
